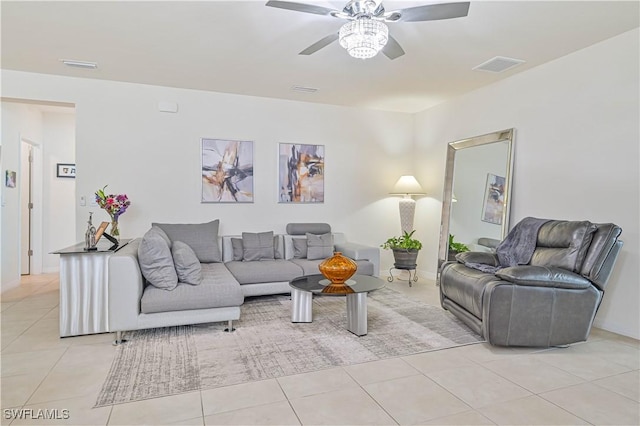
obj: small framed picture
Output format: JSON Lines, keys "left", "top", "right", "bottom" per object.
{"left": 56, "top": 163, "right": 76, "bottom": 178}
{"left": 5, "top": 170, "right": 17, "bottom": 188}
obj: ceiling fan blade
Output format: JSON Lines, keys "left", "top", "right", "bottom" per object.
{"left": 265, "top": 1, "right": 336, "bottom": 16}
{"left": 382, "top": 35, "right": 405, "bottom": 60}
{"left": 390, "top": 2, "right": 470, "bottom": 22}
{"left": 299, "top": 33, "right": 339, "bottom": 55}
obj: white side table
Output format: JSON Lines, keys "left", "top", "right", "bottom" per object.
{"left": 53, "top": 240, "right": 130, "bottom": 337}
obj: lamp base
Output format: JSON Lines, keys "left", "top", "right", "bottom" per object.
{"left": 398, "top": 197, "right": 416, "bottom": 234}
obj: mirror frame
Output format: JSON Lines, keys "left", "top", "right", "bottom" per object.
{"left": 437, "top": 128, "right": 515, "bottom": 276}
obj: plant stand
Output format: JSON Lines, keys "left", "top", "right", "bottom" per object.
{"left": 387, "top": 265, "right": 418, "bottom": 287}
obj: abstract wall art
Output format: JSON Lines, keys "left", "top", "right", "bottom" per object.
{"left": 481, "top": 173, "right": 505, "bottom": 225}
{"left": 201, "top": 138, "right": 253, "bottom": 203}
{"left": 278, "top": 143, "right": 324, "bottom": 203}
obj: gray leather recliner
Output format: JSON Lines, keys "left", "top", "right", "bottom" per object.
{"left": 440, "top": 220, "right": 623, "bottom": 347}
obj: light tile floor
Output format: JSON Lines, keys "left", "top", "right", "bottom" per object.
{"left": 1, "top": 273, "right": 638, "bottom": 425}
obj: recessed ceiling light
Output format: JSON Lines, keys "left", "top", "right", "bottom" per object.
{"left": 60, "top": 59, "right": 98, "bottom": 69}
{"left": 473, "top": 56, "right": 525, "bottom": 73}
{"left": 291, "top": 85, "right": 318, "bottom": 93}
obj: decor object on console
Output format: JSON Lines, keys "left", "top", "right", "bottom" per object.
{"left": 265, "top": 0, "right": 470, "bottom": 60}
{"left": 381, "top": 230, "right": 422, "bottom": 285}
{"left": 390, "top": 175, "right": 425, "bottom": 234}
{"left": 278, "top": 143, "right": 324, "bottom": 203}
{"left": 84, "top": 212, "right": 97, "bottom": 250}
{"left": 201, "top": 138, "right": 254, "bottom": 203}
{"left": 440, "top": 218, "right": 623, "bottom": 347}
{"left": 318, "top": 251, "right": 358, "bottom": 293}
{"left": 95, "top": 185, "right": 130, "bottom": 240}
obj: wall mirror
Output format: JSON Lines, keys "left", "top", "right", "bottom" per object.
{"left": 437, "top": 129, "right": 515, "bottom": 276}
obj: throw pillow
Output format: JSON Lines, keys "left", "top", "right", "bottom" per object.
{"left": 171, "top": 241, "right": 202, "bottom": 285}
{"left": 307, "top": 232, "right": 334, "bottom": 260}
{"left": 233, "top": 235, "right": 282, "bottom": 260}
{"left": 242, "top": 231, "right": 275, "bottom": 261}
{"left": 231, "top": 238, "right": 244, "bottom": 261}
{"left": 153, "top": 220, "right": 221, "bottom": 263}
{"left": 292, "top": 238, "right": 308, "bottom": 259}
{"left": 138, "top": 227, "right": 178, "bottom": 290}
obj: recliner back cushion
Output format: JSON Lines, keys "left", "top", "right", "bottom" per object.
{"left": 579, "top": 223, "right": 622, "bottom": 287}
{"left": 530, "top": 220, "right": 597, "bottom": 272}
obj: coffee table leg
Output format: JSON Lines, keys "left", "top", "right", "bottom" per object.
{"left": 291, "top": 288, "right": 312, "bottom": 323}
{"left": 346, "top": 292, "right": 368, "bottom": 336}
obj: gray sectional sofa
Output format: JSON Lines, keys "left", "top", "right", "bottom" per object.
{"left": 108, "top": 222, "right": 379, "bottom": 342}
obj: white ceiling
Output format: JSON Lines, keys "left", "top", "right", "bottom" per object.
{"left": 2, "top": 1, "right": 638, "bottom": 113}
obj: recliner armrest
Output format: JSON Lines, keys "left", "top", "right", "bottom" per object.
{"left": 456, "top": 251, "right": 499, "bottom": 266}
{"left": 496, "top": 265, "right": 592, "bottom": 289}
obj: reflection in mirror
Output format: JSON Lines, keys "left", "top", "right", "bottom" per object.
{"left": 438, "top": 129, "right": 515, "bottom": 277}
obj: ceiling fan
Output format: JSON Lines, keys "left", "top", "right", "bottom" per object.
{"left": 266, "top": 0, "right": 470, "bottom": 60}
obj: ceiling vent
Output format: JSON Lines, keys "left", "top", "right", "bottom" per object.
{"left": 291, "top": 85, "right": 318, "bottom": 93}
{"left": 473, "top": 56, "right": 525, "bottom": 73}
{"left": 60, "top": 59, "right": 98, "bottom": 69}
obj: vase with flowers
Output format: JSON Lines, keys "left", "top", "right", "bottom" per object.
{"left": 95, "top": 186, "right": 131, "bottom": 240}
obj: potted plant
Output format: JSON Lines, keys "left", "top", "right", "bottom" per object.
{"left": 448, "top": 234, "right": 469, "bottom": 260}
{"left": 381, "top": 230, "right": 423, "bottom": 269}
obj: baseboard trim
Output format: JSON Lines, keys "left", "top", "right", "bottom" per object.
{"left": 593, "top": 319, "right": 640, "bottom": 340}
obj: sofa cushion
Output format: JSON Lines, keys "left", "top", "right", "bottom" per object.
{"left": 153, "top": 220, "right": 221, "bottom": 263}
{"left": 225, "top": 260, "right": 303, "bottom": 284}
{"left": 172, "top": 241, "right": 202, "bottom": 285}
{"left": 138, "top": 227, "right": 178, "bottom": 291}
{"left": 292, "top": 238, "right": 307, "bottom": 259}
{"left": 231, "top": 238, "right": 244, "bottom": 261}
{"left": 141, "top": 263, "right": 243, "bottom": 314}
{"left": 286, "top": 223, "right": 331, "bottom": 235}
{"left": 291, "top": 259, "right": 375, "bottom": 277}
{"left": 307, "top": 232, "right": 334, "bottom": 260}
{"left": 242, "top": 231, "right": 275, "bottom": 261}
{"left": 233, "top": 235, "right": 283, "bottom": 261}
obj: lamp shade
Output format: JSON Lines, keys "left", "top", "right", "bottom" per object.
{"left": 390, "top": 175, "right": 425, "bottom": 195}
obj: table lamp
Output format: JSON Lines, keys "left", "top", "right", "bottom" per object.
{"left": 390, "top": 175, "right": 425, "bottom": 234}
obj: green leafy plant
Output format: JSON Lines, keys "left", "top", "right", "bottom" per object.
{"left": 448, "top": 234, "right": 469, "bottom": 253}
{"left": 381, "top": 230, "right": 423, "bottom": 251}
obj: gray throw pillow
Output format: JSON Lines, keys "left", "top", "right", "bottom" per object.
{"left": 153, "top": 220, "right": 221, "bottom": 263}
{"left": 307, "top": 232, "right": 334, "bottom": 260}
{"left": 172, "top": 241, "right": 202, "bottom": 285}
{"left": 292, "top": 238, "right": 308, "bottom": 259}
{"left": 153, "top": 226, "right": 172, "bottom": 248}
{"left": 234, "top": 235, "right": 282, "bottom": 260}
{"left": 231, "top": 238, "right": 244, "bottom": 261}
{"left": 242, "top": 231, "right": 275, "bottom": 261}
{"left": 138, "top": 227, "right": 178, "bottom": 290}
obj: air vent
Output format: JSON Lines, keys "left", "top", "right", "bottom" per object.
{"left": 291, "top": 85, "right": 318, "bottom": 93}
{"left": 473, "top": 56, "right": 525, "bottom": 73}
{"left": 60, "top": 59, "right": 98, "bottom": 69}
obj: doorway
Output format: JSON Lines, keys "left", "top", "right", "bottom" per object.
{"left": 20, "top": 141, "right": 35, "bottom": 275}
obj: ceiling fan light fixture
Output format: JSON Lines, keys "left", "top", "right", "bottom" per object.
{"left": 338, "top": 18, "right": 388, "bottom": 59}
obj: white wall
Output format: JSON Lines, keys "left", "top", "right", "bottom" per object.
{"left": 414, "top": 29, "right": 640, "bottom": 339}
{"left": 42, "top": 111, "right": 76, "bottom": 272}
{"left": 1, "top": 70, "right": 415, "bottom": 285}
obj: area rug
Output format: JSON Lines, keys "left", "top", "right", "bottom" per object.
{"left": 95, "top": 288, "right": 483, "bottom": 407}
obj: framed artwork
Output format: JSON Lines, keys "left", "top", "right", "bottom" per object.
{"left": 201, "top": 138, "right": 254, "bottom": 203}
{"left": 56, "top": 163, "right": 76, "bottom": 178}
{"left": 5, "top": 170, "right": 16, "bottom": 188}
{"left": 278, "top": 143, "right": 324, "bottom": 203}
{"left": 481, "top": 173, "right": 506, "bottom": 225}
